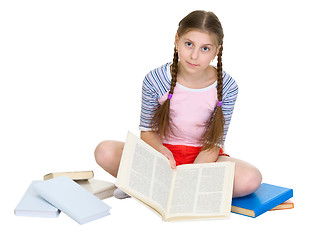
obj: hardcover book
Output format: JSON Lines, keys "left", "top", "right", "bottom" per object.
{"left": 231, "top": 183, "right": 293, "bottom": 217}
{"left": 43, "top": 170, "right": 94, "bottom": 180}
{"left": 34, "top": 175, "right": 111, "bottom": 224}
{"left": 270, "top": 200, "right": 294, "bottom": 211}
{"left": 14, "top": 181, "right": 60, "bottom": 218}
{"left": 76, "top": 179, "right": 116, "bottom": 200}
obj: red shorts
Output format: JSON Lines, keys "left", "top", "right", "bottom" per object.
{"left": 163, "top": 144, "right": 230, "bottom": 166}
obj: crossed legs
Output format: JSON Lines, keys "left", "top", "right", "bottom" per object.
{"left": 94, "top": 140, "right": 262, "bottom": 198}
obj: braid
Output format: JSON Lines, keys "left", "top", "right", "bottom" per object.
{"left": 170, "top": 47, "right": 179, "bottom": 94}
{"left": 150, "top": 47, "right": 179, "bottom": 139}
{"left": 216, "top": 45, "right": 223, "bottom": 102}
{"left": 202, "top": 45, "right": 225, "bottom": 150}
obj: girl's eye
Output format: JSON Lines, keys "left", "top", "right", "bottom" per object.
{"left": 185, "top": 42, "right": 192, "bottom": 47}
{"left": 202, "top": 46, "right": 209, "bottom": 52}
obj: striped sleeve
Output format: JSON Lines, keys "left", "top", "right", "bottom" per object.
{"left": 139, "top": 63, "right": 171, "bottom": 131}
{"left": 222, "top": 71, "right": 239, "bottom": 144}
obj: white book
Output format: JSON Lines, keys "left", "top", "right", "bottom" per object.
{"left": 116, "top": 131, "right": 235, "bottom": 222}
{"left": 34, "top": 175, "right": 111, "bottom": 224}
{"left": 43, "top": 170, "right": 94, "bottom": 180}
{"left": 14, "top": 181, "right": 60, "bottom": 218}
{"left": 76, "top": 179, "right": 116, "bottom": 200}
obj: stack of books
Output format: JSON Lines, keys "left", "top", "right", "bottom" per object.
{"left": 14, "top": 170, "right": 116, "bottom": 224}
{"left": 231, "top": 183, "right": 294, "bottom": 218}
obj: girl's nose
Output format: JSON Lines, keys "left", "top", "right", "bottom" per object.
{"left": 190, "top": 49, "right": 199, "bottom": 60}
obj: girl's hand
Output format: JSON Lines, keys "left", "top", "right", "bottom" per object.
{"left": 140, "top": 131, "right": 176, "bottom": 169}
{"left": 194, "top": 147, "right": 219, "bottom": 164}
{"left": 158, "top": 145, "right": 176, "bottom": 169}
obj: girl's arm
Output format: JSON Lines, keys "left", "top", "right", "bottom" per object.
{"left": 194, "top": 146, "right": 220, "bottom": 164}
{"left": 222, "top": 73, "right": 238, "bottom": 144}
{"left": 140, "top": 131, "right": 176, "bottom": 169}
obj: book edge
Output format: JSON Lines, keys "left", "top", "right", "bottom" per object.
{"left": 43, "top": 170, "right": 94, "bottom": 180}
{"left": 231, "top": 206, "right": 255, "bottom": 217}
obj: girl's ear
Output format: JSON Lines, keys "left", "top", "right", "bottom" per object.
{"left": 174, "top": 33, "right": 179, "bottom": 51}
{"left": 214, "top": 45, "right": 222, "bottom": 59}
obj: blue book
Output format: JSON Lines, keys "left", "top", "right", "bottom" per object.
{"left": 33, "top": 175, "right": 111, "bottom": 224}
{"left": 231, "top": 183, "right": 293, "bottom": 218}
{"left": 14, "top": 181, "right": 61, "bottom": 218}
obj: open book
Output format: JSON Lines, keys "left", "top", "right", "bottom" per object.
{"left": 116, "top": 132, "right": 235, "bottom": 221}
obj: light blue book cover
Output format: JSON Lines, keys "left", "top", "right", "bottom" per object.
{"left": 231, "top": 183, "right": 293, "bottom": 217}
{"left": 14, "top": 181, "right": 61, "bottom": 218}
{"left": 34, "top": 175, "right": 111, "bottom": 224}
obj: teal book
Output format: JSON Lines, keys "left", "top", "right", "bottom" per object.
{"left": 34, "top": 175, "right": 111, "bottom": 224}
{"left": 14, "top": 181, "right": 61, "bottom": 218}
{"left": 231, "top": 183, "right": 293, "bottom": 218}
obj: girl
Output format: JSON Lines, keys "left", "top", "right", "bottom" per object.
{"left": 95, "top": 10, "right": 262, "bottom": 199}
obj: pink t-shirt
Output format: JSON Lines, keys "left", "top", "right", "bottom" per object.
{"left": 158, "top": 81, "right": 218, "bottom": 147}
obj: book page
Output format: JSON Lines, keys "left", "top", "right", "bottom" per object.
{"left": 151, "top": 154, "right": 173, "bottom": 211}
{"left": 194, "top": 166, "right": 226, "bottom": 213}
{"left": 116, "top": 132, "right": 173, "bottom": 216}
{"left": 167, "top": 162, "right": 234, "bottom": 219}
{"left": 168, "top": 168, "right": 200, "bottom": 215}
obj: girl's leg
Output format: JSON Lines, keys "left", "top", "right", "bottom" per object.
{"left": 94, "top": 140, "right": 125, "bottom": 178}
{"left": 94, "top": 141, "right": 262, "bottom": 198}
{"left": 217, "top": 156, "right": 262, "bottom": 198}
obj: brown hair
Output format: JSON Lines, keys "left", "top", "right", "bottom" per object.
{"left": 151, "top": 10, "right": 225, "bottom": 150}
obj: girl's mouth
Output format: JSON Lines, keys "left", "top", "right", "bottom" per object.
{"left": 186, "top": 61, "right": 199, "bottom": 67}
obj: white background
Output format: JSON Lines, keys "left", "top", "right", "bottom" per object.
{"left": 1, "top": 0, "right": 310, "bottom": 239}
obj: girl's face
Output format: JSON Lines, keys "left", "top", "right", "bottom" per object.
{"left": 175, "top": 30, "right": 221, "bottom": 74}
